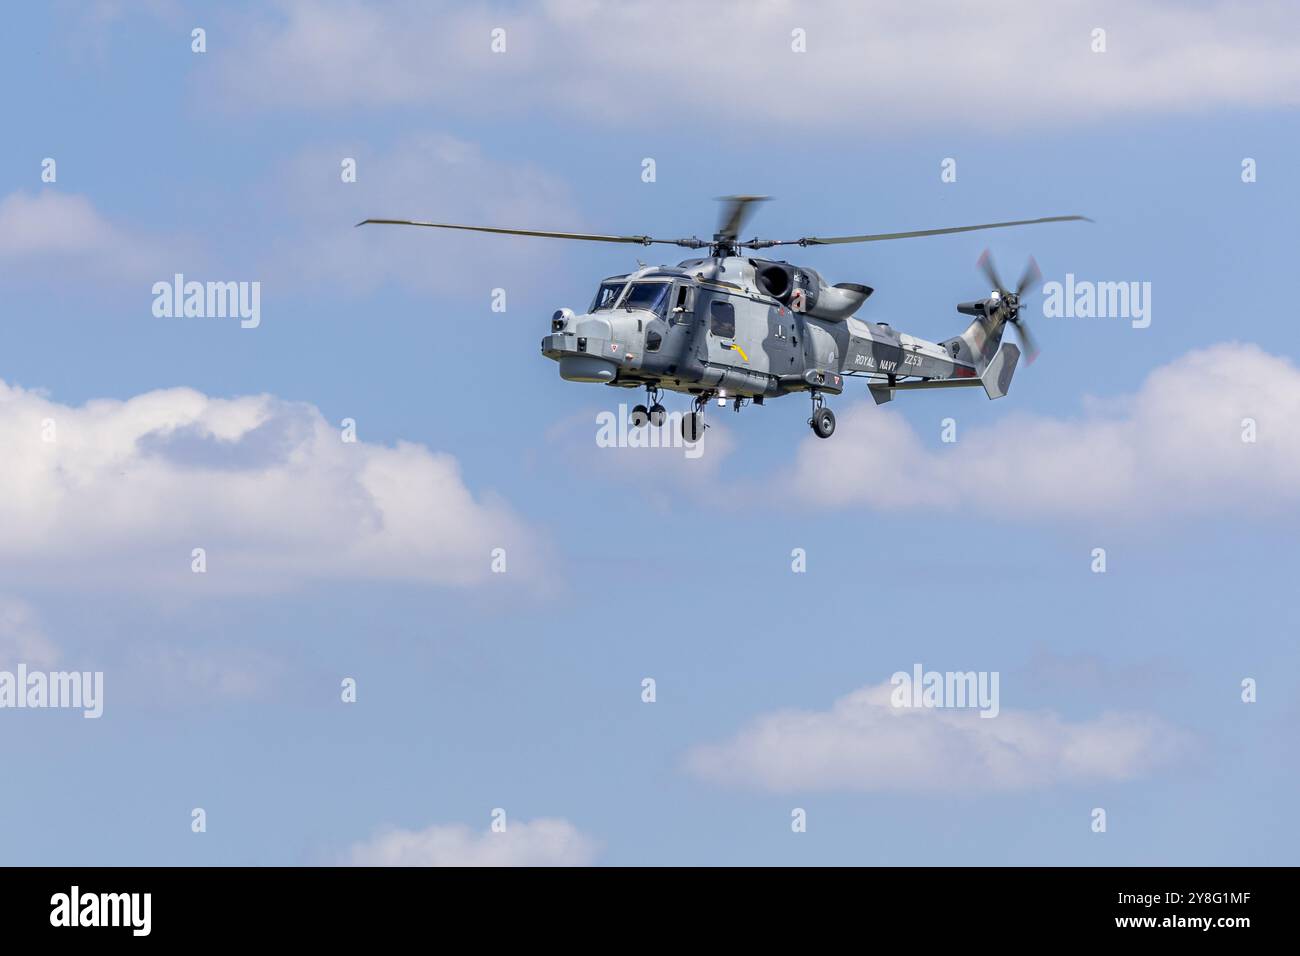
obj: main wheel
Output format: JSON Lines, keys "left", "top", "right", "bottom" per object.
{"left": 681, "top": 411, "right": 704, "bottom": 443}
{"left": 630, "top": 404, "right": 649, "bottom": 428}
{"left": 648, "top": 403, "right": 666, "bottom": 427}
{"left": 811, "top": 407, "right": 836, "bottom": 439}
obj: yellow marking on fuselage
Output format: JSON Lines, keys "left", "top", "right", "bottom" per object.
{"left": 725, "top": 341, "right": 750, "bottom": 363}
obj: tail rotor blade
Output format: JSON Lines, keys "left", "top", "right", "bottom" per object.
{"left": 1015, "top": 256, "right": 1042, "bottom": 297}
{"left": 977, "top": 248, "right": 1005, "bottom": 292}
{"left": 973, "top": 250, "right": 1041, "bottom": 363}
{"left": 1012, "top": 318, "right": 1040, "bottom": 364}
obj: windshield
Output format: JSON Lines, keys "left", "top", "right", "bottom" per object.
{"left": 590, "top": 282, "right": 624, "bottom": 312}
{"left": 621, "top": 282, "right": 671, "bottom": 317}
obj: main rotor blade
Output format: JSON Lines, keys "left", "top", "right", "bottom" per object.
{"left": 754, "top": 215, "right": 1091, "bottom": 248}
{"left": 356, "top": 218, "right": 705, "bottom": 248}
{"left": 715, "top": 195, "right": 769, "bottom": 242}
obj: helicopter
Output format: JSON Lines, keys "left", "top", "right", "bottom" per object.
{"left": 358, "top": 197, "right": 1088, "bottom": 440}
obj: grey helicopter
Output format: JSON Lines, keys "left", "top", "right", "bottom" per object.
{"left": 358, "top": 197, "right": 1088, "bottom": 440}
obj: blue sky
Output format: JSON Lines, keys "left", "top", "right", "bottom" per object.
{"left": 1, "top": 1, "right": 1298, "bottom": 865}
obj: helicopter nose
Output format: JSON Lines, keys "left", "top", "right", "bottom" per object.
{"left": 542, "top": 313, "right": 622, "bottom": 383}
{"left": 576, "top": 314, "right": 613, "bottom": 341}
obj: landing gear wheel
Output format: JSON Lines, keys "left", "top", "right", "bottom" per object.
{"left": 648, "top": 403, "right": 667, "bottom": 427}
{"left": 811, "top": 406, "right": 836, "bottom": 439}
{"left": 630, "top": 404, "right": 649, "bottom": 428}
{"left": 681, "top": 411, "right": 704, "bottom": 443}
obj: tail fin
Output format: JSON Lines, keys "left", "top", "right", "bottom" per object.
{"left": 940, "top": 310, "right": 1008, "bottom": 376}
{"left": 940, "top": 296, "right": 1031, "bottom": 398}
{"left": 871, "top": 308, "right": 1021, "bottom": 404}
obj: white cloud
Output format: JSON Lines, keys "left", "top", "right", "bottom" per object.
{"left": 0, "top": 597, "right": 61, "bottom": 668}
{"left": 2, "top": 138, "right": 578, "bottom": 300}
{"left": 208, "top": 0, "right": 1300, "bottom": 129}
{"left": 787, "top": 342, "right": 1300, "bottom": 519}
{"left": 0, "top": 190, "right": 188, "bottom": 282}
{"left": 686, "top": 680, "right": 1194, "bottom": 792}
{"left": 0, "top": 379, "right": 542, "bottom": 591}
{"left": 268, "top": 133, "right": 580, "bottom": 294}
{"left": 343, "top": 818, "right": 599, "bottom": 866}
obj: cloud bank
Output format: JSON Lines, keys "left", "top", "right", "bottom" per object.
{"left": 0, "top": 379, "right": 540, "bottom": 591}
{"left": 343, "top": 818, "right": 599, "bottom": 866}
{"left": 788, "top": 343, "right": 1300, "bottom": 519}
{"left": 0, "top": 190, "right": 186, "bottom": 283}
{"left": 271, "top": 133, "right": 580, "bottom": 294}
{"left": 209, "top": 1, "right": 1300, "bottom": 129}
{"left": 686, "top": 680, "right": 1194, "bottom": 793}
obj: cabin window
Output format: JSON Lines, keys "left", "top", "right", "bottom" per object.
{"left": 669, "top": 285, "right": 695, "bottom": 326}
{"left": 709, "top": 300, "right": 736, "bottom": 338}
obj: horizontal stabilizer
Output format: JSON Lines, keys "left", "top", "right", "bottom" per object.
{"left": 869, "top": 378, "right": 983, "bottom": 404}
{"left": 981, "top": 343, "right": 1020, "bottom": 400}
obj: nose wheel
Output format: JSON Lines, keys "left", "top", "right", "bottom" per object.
{"left": 633, "top": 388, "right": 667, "bottom": 429}
{"left": 809, "top": 393, "right": 836, "bottom": 439}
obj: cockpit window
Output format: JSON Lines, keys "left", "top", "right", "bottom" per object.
{"left": 621, "top": 282, "right": 671, "bottom": 318}
{"left": 590, "top": 282, "right": 624, "bottom": 312}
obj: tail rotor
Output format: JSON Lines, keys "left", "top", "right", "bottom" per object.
{"left": 976, "top": 249, "right": 1041, "bottom": 364}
